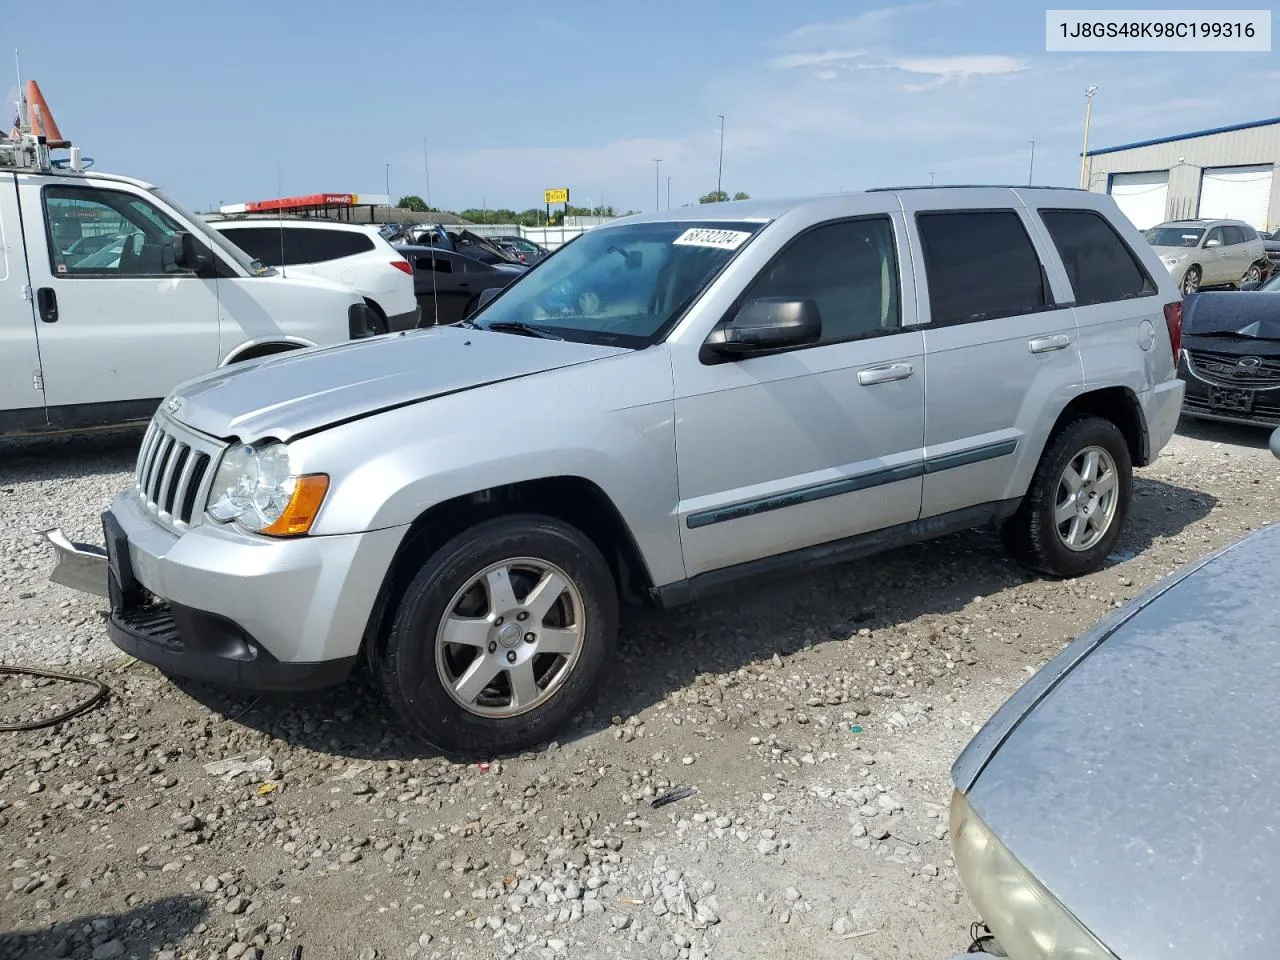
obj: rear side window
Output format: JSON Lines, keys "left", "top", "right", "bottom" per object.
{"left": 1240, "top": 225, "right": 1258, "bottom": 242}
{"left": 289, "top": 228, "right": 375, "bottom": 263}
{"left": 916, "top": 211, "right": 1047, "bottom": 325}
{"left": 1038, "top": 209, "right": 1155, "bottom": 305}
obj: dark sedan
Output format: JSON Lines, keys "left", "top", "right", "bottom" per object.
{"left": 393, "top": 244, "right": 526, "bottom": 326}
{"left": 949, "top": 453, "right": 1280, "bottom": 960}
{"left": 1177, "top": 290, "right": 1280, "bottom": 427}
{"left": 491, "top": 236, "right": 550, "bottom": 265}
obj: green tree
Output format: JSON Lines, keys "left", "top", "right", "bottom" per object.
{"left": 732, "top": 191, "right": 751, "bottom": 201}
{"left": 396, "top": 195, "right": 428, "bottom": 212}
{"left": 699, "top": 190, "right": 749, "bottom": 204}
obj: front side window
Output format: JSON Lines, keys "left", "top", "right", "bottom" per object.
{"left": 1205, "top": 227, "right": 1225, "bottom": 247}
{"left": 471, "top": 220, "right": 765, "bottom": 347}
{"left": 1144, "top": 226, "right": 1203, "bottom": 247}
{"left": 1039, "top": 209, "right": 1155, "bottom": 306}
{"left": 738, "top": 217, "right": 900, "bottom": 344}
{"left": 916, "top": 210, "right": 1047, "bottom": 325}
{"left": 44, "top": 186, "right": 188, "bottom": 277}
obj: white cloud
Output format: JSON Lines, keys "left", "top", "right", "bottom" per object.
{"left": 779, "top": 0, "right": 958, "bottom": 46}
{"left": 814, "top": 70, "right": 839, "bottom": 82}
{"left": 890, "top": 55, "right": 1029, "bottom": 79}
{"left": 769, "top": 49, "right": 864, "bottom": 70}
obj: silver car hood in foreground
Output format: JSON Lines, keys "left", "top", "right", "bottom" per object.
{"left": 167, "top": 326, "right": 631, "bottom": 442}
{"left": 961, "top": 522, "right": 1280, "bottom": 960}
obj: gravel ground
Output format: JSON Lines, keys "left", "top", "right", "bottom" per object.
{"left": 1, "top": 417, "right": 1277, "bottom": 960}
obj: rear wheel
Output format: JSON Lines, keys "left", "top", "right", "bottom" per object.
{"left": 1002, "top": 417, "right": 1132, "bottom": 578}
{"left": 373, "top": 515, "right": 618, "bottom": 755}
{"left": 1181, "top": 265, "right": 1201, "bottom": 295}
{"left": 1245, "top": 262, "right": 1263, "bottom": 284}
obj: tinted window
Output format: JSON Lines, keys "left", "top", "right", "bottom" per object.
{"left": 289, "top": 228, "right": 375, "bottom": 263}
{"left": 741, "top": 217, "right": 900, "bottom": 343}
{"left": 1221, "top": 225, "right": 1245, "bottom": 245}
{"left": 1039, "top": 209, "right": 1155, "bottom": 305}
{"left": 415, "top": 255, "right": 453, "bottom": 273}
{"left": 218, "top": 226, "right": 374, "bottom": 265}
{"left": 916, "top": 211, "right": 1047, "bottom": 325}
{"left": 221, "top": 227, "right": 288, "bottom": 265}
{"left": 43, "top": 186, "right": 189, "bottom": 277}
{"left": 1241, "top": 225, "right": 1259, "bottom": 241}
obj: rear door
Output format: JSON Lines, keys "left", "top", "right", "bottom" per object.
{"left": 17, "top": 176, "right": 220, "bottom": 424}
{"left": 414, "top": 250, "right": 471, "bottom": 324}
{"left": 0, "top": 173, "right": 45, "bottom": 431}
{"left": 1221, "top": 225, "right": 1250, "bottom": 281}
{"left": 901, "top": 192, "right": 1082, "bottom": 519}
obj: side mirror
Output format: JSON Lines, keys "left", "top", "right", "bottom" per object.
{"left": 170, "top": 231, "right": 211, "bottom": 275}
{"left": 706, "top": 297, "right": 822, "bottom": 359}
{"left": 1205, "top": 238, "right": 1222, "bottom": 248}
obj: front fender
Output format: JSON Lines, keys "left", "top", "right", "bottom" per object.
{"left": 287, "top": 349, "right": 686, "bottom": 588}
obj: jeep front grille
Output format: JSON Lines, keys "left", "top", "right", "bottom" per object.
{"left": 134, "top": 415, "right": 224, "bottom": 532}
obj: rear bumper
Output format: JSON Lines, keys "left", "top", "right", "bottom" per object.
{"left": 1141, "top": 377, "right": 1185, "bottom": 461}
{"left": 386, "top": 305, "right": 422, "bottom": 331}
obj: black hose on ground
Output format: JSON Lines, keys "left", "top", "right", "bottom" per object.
{"left": 0, "top": 664, "right": 109, "bottom": 732}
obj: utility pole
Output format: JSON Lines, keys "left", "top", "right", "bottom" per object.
{"left": 653, "top": 159, "right": 662, "bottom": 211}
{"left": 667, "top": 176, "right": 671, "bottom": 210}
{"left": 1079, "top": 86, "right": 1097, "bottom": 189}
{"left": 422, "top": 138, "right": 432, "bottom": 210}
{"left": 929, "top": 171, "right": 936, "bottom": 186}
{"left": 716, "top": 114, "right": 725, "bottom": 198}
{"left": 385, "top": 162, "right": 391, "bottom": 222}
{"left": 1028, "top": 140, "right": 1036, "bottom": 186}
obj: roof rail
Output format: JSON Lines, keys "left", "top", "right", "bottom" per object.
{"left": 866, "top": 184, "right": 1088, "bottom": 193}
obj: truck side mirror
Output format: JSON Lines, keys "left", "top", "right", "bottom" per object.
{"left": 169, "top": 231, "right": 211, "bottom": 275}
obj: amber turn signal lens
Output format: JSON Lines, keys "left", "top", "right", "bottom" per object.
{"left": 261, "top": 474, "right": 330, "bottom": 537}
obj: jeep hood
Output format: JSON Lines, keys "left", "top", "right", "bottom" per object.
{"left": 166, "top": 326, "right": 630, "bottom": 442}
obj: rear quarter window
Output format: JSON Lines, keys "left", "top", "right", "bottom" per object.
{"left": 289, "top": 228, "right": 375, "bottom": 263}
{"left": 915, "top": 210, "right": 1048, "bottom": 325}
{"left": 1038, "top": 208, "right": 1156, "bottom": 306}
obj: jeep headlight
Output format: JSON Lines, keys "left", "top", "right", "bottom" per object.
{"left": 206, "top": 442, "right": 329, "bottom": 537}
{"left": 950, "top": 791, "right": 1115, "bottom": 960}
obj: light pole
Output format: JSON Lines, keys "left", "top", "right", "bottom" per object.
{"left": 1079, "top": 86, "right": 1097, "bottom": 189}
{"left": 716, "top": 114, "right": 725, "bottom": 198}
{"left": 929, "top": 171, "right": 936, "bottom": 185}
{"left": 384, "top": 161, "right": 391, "bottom": 222}
{"left": 1028, "top": 140, "right": 1036, "bottom": 186}
{"left": 667, "top": 176, "right": 671, "bottom": 210}
{"left": 422, "top": 138, "right": 432, "bottom": 210}
{"left": 653, "top": 158, "right": 662, "bottom": 211}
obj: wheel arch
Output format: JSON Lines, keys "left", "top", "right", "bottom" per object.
{"left": 220, "top": 336, "right": 316, "bottom": 366}
{"left": 362, "top": 475, "right": 656, "bottom": 659}
{"left": 1046, "top": 386, "right": 1149, "bottom": 468}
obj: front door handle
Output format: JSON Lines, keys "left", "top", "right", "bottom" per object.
{"left": 36, "top": 287, "right": 58, "bottom": 323}
{"left": 1028, "top": 334, "right": 1070, "bottom": 354}
{"left": 857, "top": 362, "right": 914, "bottom": 385}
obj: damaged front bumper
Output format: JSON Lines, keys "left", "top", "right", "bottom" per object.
{"left": 41, "top": 527, "right": 109, "bottom": 598}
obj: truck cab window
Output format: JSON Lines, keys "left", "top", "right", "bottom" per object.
{"left": 43, "top": 186, "right": 188, "bottom": 278}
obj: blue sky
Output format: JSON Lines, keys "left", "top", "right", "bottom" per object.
{"left": 7, "top": 1, "right": 1278, "bottom": 213}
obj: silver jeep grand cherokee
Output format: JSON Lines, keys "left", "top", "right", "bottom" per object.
{"left": 61, "top": 187, "right": 1186, "bottom": 753}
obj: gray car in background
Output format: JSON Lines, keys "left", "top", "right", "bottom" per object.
{"left": 1145, "top": 218, "right": 1268, "bottom": 294}
{"left": 949, "top": 428, "right": 1280, "bottom": 959}
{"left": 50, "top": 187, "right": 1184, "bottom": 754}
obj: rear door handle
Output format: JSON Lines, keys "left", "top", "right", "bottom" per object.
{"left": 1028, "top": 334, "right": 1070, "bottom": 354}
{"left": 36, "top": 287, "right": 58, "bottom": 323}
{"left": 857, "top": 362, "right": 913, "bottom": 385}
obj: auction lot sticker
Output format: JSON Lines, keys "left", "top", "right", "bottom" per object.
{"left": 1046, "top": 9, "right": 1271, "bottom": 51}
{"left": 673, "top": 228, "right": 752, "bottom": 250}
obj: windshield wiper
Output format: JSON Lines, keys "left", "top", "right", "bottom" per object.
{"left": 481, "top": 321, "right": 564, "bottom": 340}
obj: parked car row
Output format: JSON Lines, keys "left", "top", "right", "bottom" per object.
{"left": 1144, "top": 217, "right": 1269, "bottom": 294}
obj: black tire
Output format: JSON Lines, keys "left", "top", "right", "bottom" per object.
{"left": 362, "top": 299, "right": 390, "bottom": 335}
{"left": 1002, "top": 416, "right": 1133, "bottom": 578}
{"left": 373, "top": 515, "right": 618, "bottom": 755}
{"left": 1246, "top": 262, "right": 1263, "bottom": 284}
{"left": 1181, "top": 265, "right": 1201, "bottom": 295}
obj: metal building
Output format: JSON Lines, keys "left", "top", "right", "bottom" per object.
{"left": 1085, "top": 116, "right": 1280, "bottom": 232}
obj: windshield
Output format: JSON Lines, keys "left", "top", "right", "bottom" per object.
{"left": 149, "top": 188, "right": 274, "bottom": 276}
{"left": 471, "top": 220, "right": 764, "bottom": 346}
{"left": 1144, "top": 226, "right": 1204, "bottom": 248}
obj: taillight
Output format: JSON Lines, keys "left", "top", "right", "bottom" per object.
{"left": 1163, "top": 301, "right": 1182, "bottom": 360}
{"left": 391, "top": 259, "right": 413, "bottom": 275}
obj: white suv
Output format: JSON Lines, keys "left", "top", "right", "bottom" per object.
{"left": 212, "top": 218, "right": 419, "bottom": 331}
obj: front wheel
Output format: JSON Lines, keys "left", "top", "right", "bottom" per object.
{"left": 373, "top": 515, "right": 619, "bottom": 755}
{"left": 1181, "top": 265, "right": 1201, "bottom": 295}
{"left": 1002, "top": 417, "right": 1133, "bottom": 578}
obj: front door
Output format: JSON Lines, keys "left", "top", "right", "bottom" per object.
{"left": 900, "top": 201, "right": 1082, "bottom": 520}
{"left": 17, "top": 177, "right": 220, "bottom": 424}
{"left": 1200, "top": 226, "right": 1231, "bottom": 284}
{"left": 0, "top": 173, "right": 44, "bottom": 431}
{"left": 673, "top": 213, "right": 925, "bottom": 578}
{"left": 415, "top": 251, "right": 472, "bottom": 325}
